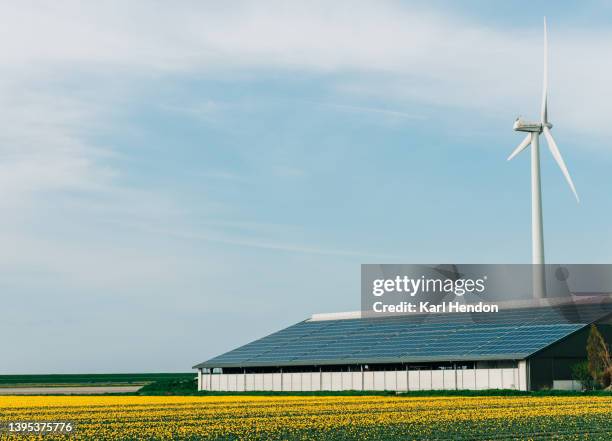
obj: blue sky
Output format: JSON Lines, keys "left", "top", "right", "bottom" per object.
{"left": 2, "top": 1, "right": 612, "bottom": 373}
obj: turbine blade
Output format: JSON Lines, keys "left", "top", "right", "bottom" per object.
{"left": 507, "top": 134, "right": 531, "bottom": 161}
{"left": 543, "top": 126, "right": 579, "bottom": 202}
{"left": 541, "top": 17, "right": 548, "bottom": 123}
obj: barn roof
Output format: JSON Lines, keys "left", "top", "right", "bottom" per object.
{"left": 194, "top": 301, "right": 612, "bottom": 369}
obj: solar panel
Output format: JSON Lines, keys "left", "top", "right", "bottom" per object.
{"left": 195, "top": 302, "right": 612, "bottom": 368}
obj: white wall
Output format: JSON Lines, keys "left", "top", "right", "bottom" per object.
{"left": 553, "top": 380, "right": 582, "bottom": 391}
{"left": 198, "top": 366, "right": 528, "bottom": 392}
{"left": 518, "top": 360, "right": 528, "bottom": 391}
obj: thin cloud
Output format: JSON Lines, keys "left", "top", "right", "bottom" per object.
{"left": 103, "top": 219, "right": 401, "bottom": 260}
{"left": 322, "top": 102, "right": 424, "bottom": 120}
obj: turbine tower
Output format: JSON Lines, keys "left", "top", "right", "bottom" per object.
{"left": 507, "top": 17, "right": 579, "bottom": 299}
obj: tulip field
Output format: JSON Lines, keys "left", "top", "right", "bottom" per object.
{"left": 1, "top": 395, "right": 611, "bottom": 440}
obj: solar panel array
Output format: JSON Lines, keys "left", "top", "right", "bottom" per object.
{"left": 197, "top": 302, "right": 612, "bottom": 368}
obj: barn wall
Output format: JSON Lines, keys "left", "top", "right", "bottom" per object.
{"left": 528, "top": 324, "right": 612, "bottom": 390}
{"left": 198, "top": 365, "right": 526, "bottom": 392}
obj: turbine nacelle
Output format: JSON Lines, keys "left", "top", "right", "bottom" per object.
{"left": 513, "top": 117, "right": 552, "bottom": 133}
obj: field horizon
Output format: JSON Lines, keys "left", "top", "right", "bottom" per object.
{"left": 0, "top": 373, "right": 194, "bottom": 388}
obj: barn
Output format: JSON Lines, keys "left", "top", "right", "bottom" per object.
{"left": 194, "top": 300, "right": 612, "bottom": 391}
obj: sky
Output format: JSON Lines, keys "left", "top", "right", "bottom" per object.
{"left": 2, "top": 1, "right": 612, "bottom": 374}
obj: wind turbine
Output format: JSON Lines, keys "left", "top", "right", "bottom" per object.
{"left": 507, "top": 17, "right": 579, "bottom": 299}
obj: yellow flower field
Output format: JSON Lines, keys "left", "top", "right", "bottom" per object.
{"left": 1, "top": 395, "right": 611, "bottom": 440}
